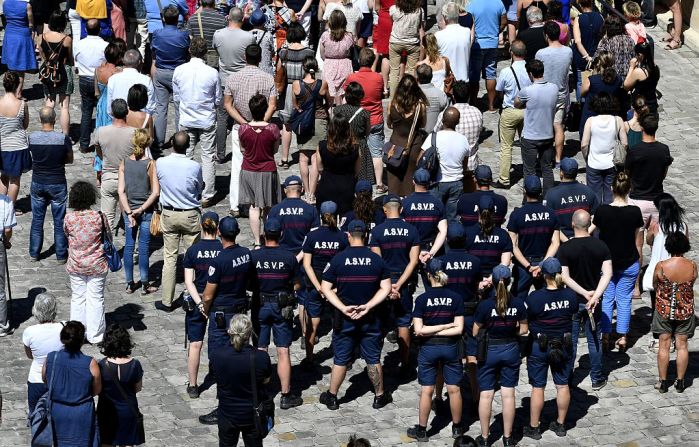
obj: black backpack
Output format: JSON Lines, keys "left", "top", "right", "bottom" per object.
{"left": 418, "top": 131, "right": 440, "bottom": 185}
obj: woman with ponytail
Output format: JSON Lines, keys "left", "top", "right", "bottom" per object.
{"left": 182, "top": 211, "right": 223, "bottom": 398}
{"left": 464, "top": 195, "right": 513, "bottom": 280}
{"left": 579, "top": 50, "right": 625, "bottom": 138}
{"left": 406, "top": 259, "right": 464, "bottom": 442}
{"left": 301, "top": 201, "right": 349, "bottom": 365}
{"left": 117, "top": 128, "right": 160, "bottom": 295}
{"left": 522, "top": 257, "right": 577, "bottom": 440}
{"left": 590, "top": 171, "right": 643, "bottom": 352}
{"left": 341, "top": 180, "right": 385, "bottom": 231}
{"left": 623, "top": 95, "right": 649, "bottom": 148}
{"left": 473, "top": 265, "right": 527, "bottom": 447}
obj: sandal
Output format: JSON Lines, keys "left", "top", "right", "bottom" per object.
{"left": 277, "top": 159, "right": 291, "bottom": 169}
{"left": 665, "top": 39, "right": 682, "bottom": 50}
{"left": 375, "top": 184, "right": 388, "bottom": 194}
{"left": 125, "top": 282, "right": 139, "bottom": 294}
{"left": 660, "top": 34, "right": 674, "bottom": 42}
{"left": 252, "top": 243, "right": 262, "bottom": 250}
{"left": 141, "top": 282, "right": 158, "bottom": 295}
{"left": 615, "top": 337, "right": 627, "bottom": 353}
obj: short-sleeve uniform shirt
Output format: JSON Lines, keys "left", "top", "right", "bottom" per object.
{"left": 437, "top": 249, "right": 482, "bottom": 304}
{"left": 206, "top": 244, "right": 253, "bottom": 307}
{"left": 474, "top": 296, "right": 527, "bottom": 339}
{"left": 368, "top": 218, "right": 420, "bottom": 276}
{"left": 302, "top": 226, "right": 349, "bottom": 277}
{"left": 506, "top": 202, "right": 559, "bottom": 259}
{"left": 268, "top": 198, "right": 320, "bottom": 253}
{"left": 457, "top": 190, "right": 508, "bottom": 228}
{"left": 322, "top": 246, "right": 390, "bottom": 306}
{"left": 249, "top": 247, "right": 299, "bottom": 295}
{"left": 402, "top": 192, "right": 445, "bottom": 247}
{"left": 413, "top": 288, "right": 465, "bottom": 326}
{"left": 464, "top": 225, "right": 513, "bottom": 275}
{"left": 544, "top": 181, "right": 599, "bottom": 239}
{"left": 183, "top": 239, "right": 224, "bottom": 293}
{"left": 525, "top": 287, "right": 577, "bottom": 337}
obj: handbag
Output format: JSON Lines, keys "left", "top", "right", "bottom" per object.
{"left": 275, "top": 50, "right": 288, "bottom": 94}
{"left": 350, "top": 44, "right": 361, "bottom": 72}
{"left": 29, "top": 352, "right": 57, "bottom": 447}
{"left": 99, "top": 211, "right": 122, "bottom": 272}
{"left": 100, "top": 360, "right": 146, "bottom": 442}
{"left": 612, "top": 117, "right": 627, "bottom": 166}
{"left": 150, "top": 208, "right": 162, "bottom": 237}
{"left": 249, "top": 350, "right": 275, "bottom": 438}
{"left": 382, "top": 102, "right": 421, "bottom": 172}
{"left": 443, "top": 57, "right": 455, "bottom": 96}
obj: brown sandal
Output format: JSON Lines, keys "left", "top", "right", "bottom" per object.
{"left": 665, "top": 39, "right": 682, "bottom": 50}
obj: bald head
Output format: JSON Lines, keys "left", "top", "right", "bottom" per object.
{"left": 122, "top": 49, "right": 142, "bottom": 68}
{"left": 86, "top": 19, "right": 100, "bottom": 36}
{"left": 229, "top": 7, "right": 244, "bottom": 24}
{"left": 442, "top": 107, "right": 460, "bottom": 129}
{"left": 572, "top": 209, "right": 591, "bottom": 231}
{"left": 511, "top": 40, "right": 526, "bottom": 59}
{"left": 172, "top": 131, "right": 190, "bottom": 154}
{"left": 39, "top": 106, "right": 56, "bottom": 125}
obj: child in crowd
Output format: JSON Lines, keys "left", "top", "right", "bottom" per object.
{"left": 623, "top": 1, "right": 647, "bottom": 44}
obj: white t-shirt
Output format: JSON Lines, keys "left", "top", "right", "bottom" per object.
{"left": 22, "top": 323, "right": 64, "bottom": 383}
{"left": 435, "top": 23, "right": 472, "bottom": 82}
{"left": 421, "top": 130, "right": 470, "bottom": 183}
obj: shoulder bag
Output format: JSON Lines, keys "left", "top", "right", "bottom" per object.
{"left": 249, "top": 350, "right": 275, "bottom": 439}
{"left": 145, "top": 161, "right": 163, "bottom": 237}
{"left": 101, "top": 360, "right": 146, "bottom": 442}
{"left": 99, "top": 211, "right": 122, "bottom": 272}
{"left": 29, "top": 352, "right": 57, "bottom": 447}
{"left": 275, "top": 50, "right": 288, "bottom": 94}
{"left": 417, "top": 131, "right": 440, "bottom": 184}
{"left": 382, "top": 102, "right": 421, "bottom": 172}
{"left": 612, "top": 117, "right": 627, "bottom": 167}
{"left": 443, "top": 57, "right": 455, "bottom": 97}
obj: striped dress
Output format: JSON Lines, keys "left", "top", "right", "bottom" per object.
{"left": 0, "top": 100, "right": 32, "bottom": 177}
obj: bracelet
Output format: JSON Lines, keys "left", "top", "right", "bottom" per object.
{"left": 126, "top": 211, "right": 132, "bottom": 215}
{"left": 526, "top": 264, "right": 532, "bottom": 271}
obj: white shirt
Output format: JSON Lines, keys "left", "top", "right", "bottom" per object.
{"left": 421, "top": 129, "right": 470, "bottom": 182}
{"left": 435, "top": 23, "right": 471, "bottom": 82}
{"left": 73, "top": 35, "right": 108, "bottom": 77}
{"left": 584, "top": 115, "right": 624, "bottom": 170}
{"left": 22, "top": 323, "right": 64, "bottom": 383}
{"left": 107, "top": 68, "right": 156, "bottom": 115}
{"left": 172, "top": 58, "right": 221, "bottom": 129}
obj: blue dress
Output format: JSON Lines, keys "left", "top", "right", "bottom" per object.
{"left": 97, "top": 358, "right": 145, "bottom": 445}
{"left": 94, "top": 82, "right": 111, "bottom": 172}
{"left": 2, "top": 0, "right": 38, "bottom": 71}
{"left": 580, "top": 74, "right": 626, "bottom": 139}
{"left": 44, "top": 350, "right": 100, "bottom": 447}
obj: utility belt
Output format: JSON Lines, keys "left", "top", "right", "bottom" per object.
{"left": 464, "top": 301, "right": 478, "bottom": 317}
{"left": 421, "top": 336, "right": 459, "bottom": 346}
{"left": 488, "top": 336, "right": 519, "bottom": 346}
{"left": 535, "top": 332, "right": 572, "bottom": 351}
{"left": 476, "top": 333, "right": 523, "bottom": 363}
{"left": 211, "top": 301, "right": 249, "bottom": 329}
{"left": 260, "top": 291, "right": 297, "bottom": 321}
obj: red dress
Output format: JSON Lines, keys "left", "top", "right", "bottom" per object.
{"left": 372, "top": 0, "right": 395, "bottom": 56}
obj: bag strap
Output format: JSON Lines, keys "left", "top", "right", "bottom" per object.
{"left": 348, "top": 107, "right": 363, "bottom": 123}
{"left": 249, "top": 349, "right": 260, "bottom": 415}
{"left": 406, "top": 102, "right": 422, "bottom": 148}
{"left": 510, "top": 65, "right": 521, "bottom": 92}
{"left": 156, "top": 0, "right": 164, "bottom": 20}
{"left": 100, "top": 360, "right": 142, "bottom": 420}
{"left": 98, "top": 211, "right": 107, "bottom": 244}
{"left": 197, "top": 12, "right": 204, "bottom": 39}
{"left": 48, "top": 351, "right": 58, "bottom": 402}
{"left": 444, "top": 57, "right": 452, "bottom": 76}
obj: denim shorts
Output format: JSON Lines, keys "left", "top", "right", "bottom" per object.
{"left": 258, "top": 302, "right": 293, "bottom": 348}
{"left": 527, "top": 340, "right": 572, "bottom": 387}
{"left": 367, "top": 123, "right": 385, "bottom": 158}
{"left": 477, "top": 342, "right": 521, "bottom": 390}
{"left": 333, "top": 317, "right": 382, "bottom": 366}
{"left": 469, "top": 46, "right": 498, "bottom": 81}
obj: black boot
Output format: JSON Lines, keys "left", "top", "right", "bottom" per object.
{"left": 657, "top": 379, "right": 670, "bottom": 393}
{"left": 675, "top": 379, "right": 686, "bottom": 393}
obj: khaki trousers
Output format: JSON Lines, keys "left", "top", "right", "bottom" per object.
{"left": 498, "top": 107, "right": 525, "bottom": 186}
{"left": 160, "top": 208, "right": 201, "bottom": 305}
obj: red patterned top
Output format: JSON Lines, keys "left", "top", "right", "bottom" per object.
{"left": 655, "top": 261, "right": 697, "bottom": 321}
{"left": 64, "top": 210, "right": 110, "bottom": 276}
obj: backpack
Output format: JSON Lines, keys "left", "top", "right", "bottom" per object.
{"left": 288, "top": 81, "right": 320, "bottom": 139}
{"left": 417, "top": 131, "right": 440, "bottom": 185}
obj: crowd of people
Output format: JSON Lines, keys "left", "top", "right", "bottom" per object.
{"left": 0, "top": 0, "right": 693, "bottom": 446}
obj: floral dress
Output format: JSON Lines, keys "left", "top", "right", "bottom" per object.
{"left": 319, "top": 31, "right": 354, "bottom": 97}
{"left": 64, "top": 210, "right": 109, "bottom": 276}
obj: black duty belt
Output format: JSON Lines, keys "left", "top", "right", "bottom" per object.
{"left": 212, "top": 303, "right": 247, "bottom": 314}
{"left": 422, "top": 336, "right": 459, "bottom": 346}
{"left": 488, "top": 337, "right": 518, "bottom": 346}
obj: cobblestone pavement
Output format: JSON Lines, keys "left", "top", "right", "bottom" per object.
{"left": 0, "top": 25, "right": 699, "bottom": 447}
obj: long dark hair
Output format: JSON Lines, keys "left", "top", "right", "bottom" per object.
{"left": 322, "top": 212, "right": 338, "bottom": 230}
{"left": 327, "top": 111, "right": 356, "bottom": 156}
{"left": 634, "top": 40, "right": 660, "bottom": 82}
{"left": 391, "top": 74, "right": 427, "bottom": 116}
{"left": 353, "top": 191, "right": 376, "bottom": 226}
{"left": 654, "top": 193, "right": 686, "bottom": 235}
{"left": 479, "top": 208, "right": 495, "bottom": 236}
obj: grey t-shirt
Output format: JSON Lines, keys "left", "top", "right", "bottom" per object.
{"left": 420, "top": 83, "right": 448, "bottom": 132}
{"left": 213, "top": 27, "right": 255, "bottom": 82}
{"left": 535, "top": 46, "right": 573, "bottom": 95}
{"left": 93, "top": 125, "right": 136, "bottom": 176}
{"left": 517, "top": 80, "right": 559, "bottom": 140}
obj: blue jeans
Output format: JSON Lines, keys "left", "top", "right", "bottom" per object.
{"left": 78, "top": 76, "right": 97, "bottom": 151}
{"left": 570, "top": 303, "right": 605, "bottom": 385}
{"left": 430, "top": 180, "right": 463, "bottom": 222}
{"left": 123, "top": 211, "right": 152, "bottom": 284}
{"left": 30, "top": 182, "right": 68, "bottom": 260}
{"left": 602, "top": 261, "right": 639, "bottom": 335}
{"left": 586, "top": 167, "right": 615, "bottom": 205}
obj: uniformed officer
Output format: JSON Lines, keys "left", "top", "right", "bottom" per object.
{"left": 464, "top": 195, "right": 513, "bottom": 280}
{"left": 369, "top": 194, "right": 421, "bottom": 371}
{"left": 319, "top": 219, "right": 393, "bottom": 411}
{"left": 301, "top": 201, "right": 349, "bottom": 365}
{"left": 182, "top": 211, "right": 223, "bottom": 399}
{"left": 473, "top": 265, "right": 528, "bottom": 447}
{"left": 249, "top": 218, "right": 304, "bottom": 410}
{"left": 406, "top": 259, "right": 465, "bottom": 442}
{"left": 508, "top": 176, "right": 561, "bottom": 299}
{"left": 435, "top": 223, "right": 482, "bottom": 406}
{"left": 456, "top": 165, "right": 508, "bottom": 229}
{"left": 340, "top": 180, "right": 386, "bottom": 231}
{"left": 523, "top": 257, "right": 577, "bottom": 440}
{"left": 200, "top": 216, "right": 252, "bottom": 425}
{"left": 543, "top": 158, "right": 599, "bottom": 241}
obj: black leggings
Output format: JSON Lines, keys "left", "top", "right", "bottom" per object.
{"left": 218, "top": 419, "right": 262, "bottom": 447}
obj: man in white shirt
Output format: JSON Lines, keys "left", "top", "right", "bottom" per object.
{"left": 422, "top": 107, "right": 470, "bottom": 221}
{"left": 173, "top": 36, "right": 221, "bottom": 208}
{"left": 74, "top": 19, "right": 108, "bottom": 152}
{"left": 106, "top": 49, "right": 156, "bottom": 116}
{"left": 435, "top": 2, "right": 473, "bottom": 82}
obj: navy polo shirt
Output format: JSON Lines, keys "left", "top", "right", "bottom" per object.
{"left": 525, "top": 287, "right": 576, "bottom": 337}
{"left": 151, "top": 24, "right": 190, "bottom": 70}
{"left": 183, "top": 239, "right": 223, "bottom": 293}
{"left": 437, "top": 249, "right": 482, "bottom": 304}
{"left": 544, "top": 181, "right": 599, "bottom": 238}
{"left": 302, "top": 226, "right": 349, "bottom": 275}
{"left": 413, "top": 288, "right": 465, "bottom": 326}
{"left": 456, "top": 190, "right": 508, "bottom": 228}
{"left": 268, "top": 198, "right": 320, "bottom": 253}
{"left": 322, "top": 246, "right": 390, "bottom": 306}
{"left": 474, "top": 297, "right": 527, "bottom": 339}
{"left": 506, "top": 202, "right": 559, "bottom": 259}
{"left": 340, "top": 208, "right": 385, "bottom": 232}
{"left": 249, "top": 246, "right": 299, "bottom": 295}
{"left": 368, "top": 218, "right": 420, "bottom": 275}
{"left": 464, "top": 226, "right": 513, "bottom": 275}
{"left": 401, "top": 192, "right": 445, "bottom": 246}
{"left": 206, "top": 244, "right": 252, "bottom": 308}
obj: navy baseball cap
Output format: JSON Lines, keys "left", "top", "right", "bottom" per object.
{"left": 264, "top": 218, "right": 282, "bottom": 234}
{"left": 426, "top": 258, "right": 444, "bottom": 276}
{"left": 249, "top": 8, "right": 267, "bottom": 26}
{"left": 474, "top": 165, "right": 493, "bottom": 183}
{"left": 491, "top": 264, "right": 511, "bottom": 282}
{"left": 355, "top": 180, "right": 372, "bottom": 193}
{"left": 541, "top": 257, "right": 562, "bottom": 275}
{"left": 283, "top": 175, "right": 302, "bottom": 188}
{"left": 382, "top": 193, "right": 402, "bottom": 205}
{"left": 202, "top": 211, "right": 220, "bottom": 225}
{"left": 413, "top": 168, "right": 431, "bottom": 186}
{"left": 347, "top": 219, "right": 366, "bottom": 233}
{"left": 524, "top": 175, "right": 542, "bottom": 195}
{"left": 447, "top": 222, "right": 465, "bottom": 240}
{"left": 218, "top": 216, "right": 240, "bottom": 238}
{"left": 320, "top": 201, "right": 337, "bottom": 215}
{"left": 560, "top": 158, "right": 578, "bottom": 176}
{"left": 478, "top": 195, "right": 495, "bottom": 211}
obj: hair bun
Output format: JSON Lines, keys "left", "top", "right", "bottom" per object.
{"left": 308, "top": 68, "right": 315, "bottom": 74}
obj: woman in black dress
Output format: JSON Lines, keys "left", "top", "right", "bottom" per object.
{"left": 333, "top": 81, "right": 373, "bottom": 183}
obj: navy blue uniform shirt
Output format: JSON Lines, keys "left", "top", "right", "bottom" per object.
{"left": 368, "top": 217, "right": 420, "bottom": 275}
{"left": 302, "top": 226, "right": 349, "bottom": 275}
{"left": 457, "top": 190, "right": 508, "bottom": 228}
{"left": 206, "top": 244, "right": 252, "bottom": 307}
{"left": 507, "top": 202, "right": 559, "bottom": 259}
{"left": 401, "top": 192, "right": 445, "bottom": 246}
{"left": 474, "top": 296, "right": 528, "bottom": 339}
{"left": 268, "top": 198, "right": 320, "bottom": 253}
{"left": 250, "top": 246, "right": 299, "bottom": 295}
{"left": 437, "top": 249, "right": 482, "bottom": 304}
{"left": 544, "top": 181, "right": 599, "bottom": 238}
{"left": 322, "top": 246, "right": 390, "bottom": 306}
{"left": 465, "top": 225, "right": 513, "bottom": 275}
{"left": 525, "top": 287, "right": 577, "bottom": 337}
{"left": 183, "top": 239, "right": 224, "bottom": 293}
{"left": 413, "top": 288, "right": 465, "bottom": 326}
{"left": 340, "top": 208, "right": 385, "bottom": 232}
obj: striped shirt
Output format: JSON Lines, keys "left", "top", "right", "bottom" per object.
{"left": 187, "top": 8, "right": 227, "bottom": 50}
